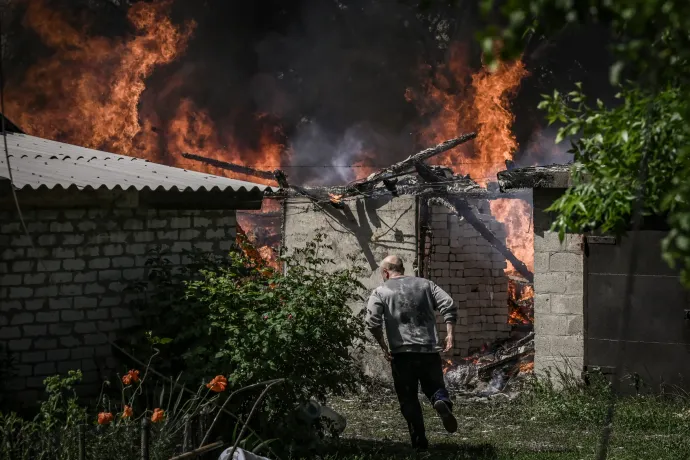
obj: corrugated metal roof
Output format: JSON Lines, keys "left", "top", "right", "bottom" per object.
{"left": 0, "top": 132, "right": 273, "bottom": 193}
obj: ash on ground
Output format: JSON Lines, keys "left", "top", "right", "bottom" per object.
{"left": 443, "top": 332, "right": 534, "bottom": 401}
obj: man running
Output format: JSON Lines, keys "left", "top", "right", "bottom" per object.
{"left": 365, "top": 255, "right": 458, "bottom": 451}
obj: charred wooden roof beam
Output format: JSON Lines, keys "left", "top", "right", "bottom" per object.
{"left": 415, "top": 161, "right": 534, "bottom": 283}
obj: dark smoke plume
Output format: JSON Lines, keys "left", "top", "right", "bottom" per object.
{"left": 3, "top": 0, "right": 613, "bottom": 185}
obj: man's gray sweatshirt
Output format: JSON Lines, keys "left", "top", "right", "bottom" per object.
{"left": 365, "top": 276, "right": 457, "bottom": 354}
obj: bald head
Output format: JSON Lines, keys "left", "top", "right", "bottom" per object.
{"left": 380, "top": 255, "right": 405, "bottom": 276}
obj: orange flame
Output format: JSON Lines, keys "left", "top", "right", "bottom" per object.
{"left": 507, "top": 280, "right": 534, "bottom": 325}
{"left": 7, "top": 0, "right": 195, "bottom": 156}
{"left": 6, "top": 0, "right": 287, "bottom": 185}
{"left": 328, "top": 193, "right": 343, "bottom": 203}
{"left": 489, "top": 198, "right": 534, "bottom": 276}
{"left": 470, "top": 59, "right": 528, "bottom": 182}
{"left": 519, "top": 362, "right": 534, "bottom": 373}
{"left": 7, "top": 3, "right": 532, "bottom": 272}
{"left": 237, "top": 225, "right": 270, "bottom": 269}
{"left": 406, "top": 43, "right": 528, "bottom": 185}
{"left": 170, "top": 100, "right": 287, "bottom": 185}
{"left": 442, "top": 358, "right": 455, "bottom": 374}
{"left": 350, "top": 151, "right": 379, "bottom": 181}
{"left": 236, "top": 200, "right": 282, "bottom": 270}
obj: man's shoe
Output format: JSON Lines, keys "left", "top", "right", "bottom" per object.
{"left": 433, "top": 400, "right": 458, "bottom": 433}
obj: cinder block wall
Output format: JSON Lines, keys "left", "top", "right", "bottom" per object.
{"left": 283, "top": 195, "right": 418, "bottom": 384}
{"left": 532, "top": 188, "right": 585, "bottom": 378}
{"left": 0, "top": 207, "right": 236, "bottom": 409}
{"left": 427, "top": 199, "right": 511, "bottom": 358}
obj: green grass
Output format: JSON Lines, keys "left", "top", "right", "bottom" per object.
{"left": 316, "top": 375, "right": 690, "bottom": 460}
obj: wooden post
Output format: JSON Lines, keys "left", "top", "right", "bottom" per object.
{"left": 78, "top": 424, "right": 86, "bottom": 460}
{"left": 141, "top": 417, "right": 150, "bottom": 460}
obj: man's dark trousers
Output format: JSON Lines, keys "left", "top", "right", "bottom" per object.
{"left": 390, "top": 352, "right": 452, "bottom": 449}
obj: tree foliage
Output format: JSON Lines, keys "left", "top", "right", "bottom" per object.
{"left": 481, "top": 0, "right": 690, "bottom": 284}
{"left": 128, "top": 235, "right": 367, "bottom": 418}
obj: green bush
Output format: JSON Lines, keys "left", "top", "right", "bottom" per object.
{"left": 128, "top": 234, "right": 367, "bottom": 418}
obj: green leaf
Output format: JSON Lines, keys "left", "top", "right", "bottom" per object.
{"left": 609, "top": 61, "right": 624, "bottom": 85}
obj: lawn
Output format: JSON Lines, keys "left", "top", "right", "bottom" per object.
{"left": 317, "top": 379, "right": 690, "bottom": 460}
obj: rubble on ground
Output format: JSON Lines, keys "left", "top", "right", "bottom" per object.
{"left": 443, "top": 332, "right": 535, "bottom": 401}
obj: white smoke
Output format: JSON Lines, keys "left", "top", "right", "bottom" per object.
{"left": 517, "top": 126, "right": 574, "bottom": 167}
{"left": 288, "top": 119, "right": 380, "bottom": 185}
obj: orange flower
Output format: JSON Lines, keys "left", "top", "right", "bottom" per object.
{"left": 122, "top": 405, "right": 133, "bottom": 418}
{"left": 206, "top": 375, "right": 228, "bottom": 393}
{"left": 122, "top": 369, "right": 140, "bottom": 385}
{"left": 97, "top": 412, "right": 114, "bottom": 425}
{"left": 151, "top": 408, "right": 165, "bottom": 423}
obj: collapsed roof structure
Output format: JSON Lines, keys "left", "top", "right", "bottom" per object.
{"left": 185, "top": 133, "right": 534, "bottom": 282}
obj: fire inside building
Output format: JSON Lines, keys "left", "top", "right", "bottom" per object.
{"left": 2, "top": 0, "right": 640, "bottom": 396}
{"left": 185, "top": 134, "right": 538, "bottom": 394}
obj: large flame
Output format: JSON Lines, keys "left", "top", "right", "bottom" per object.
{"left": 406, "top": 43, "right": 528, "bottom": 185}
{"left": 489, "top": 198, "right": 534, "bottom": 276}
{"left": 7, "top": 0, "right": 195, "bottom": 157}
{"left": 7, "top": 2, "right": 535, "bottom": 274}
{"left": 6, "top": 0, "right": 286, "bottom": 185}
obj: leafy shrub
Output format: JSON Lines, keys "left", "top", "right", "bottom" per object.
{"left": 128, "top": 234, "right": 367, "bottom": 419}
{"left": 124, "top": 247, "right": 227, "bottom": 379}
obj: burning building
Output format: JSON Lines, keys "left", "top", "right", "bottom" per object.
{"left": 260, "top": 144, "right": 536, "bottom": 382}
{"left": 3, "top": 0, "right": 619, "bottom": 394}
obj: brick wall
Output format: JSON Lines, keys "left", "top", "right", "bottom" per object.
{"left": 532, "top": 188, "right": 585, "bottom": 379}
{"left": 0, "top": 207, "right": 237, "bottom": 409}
{"left": 427, "top": 199, "right": 512, "bottom": 358}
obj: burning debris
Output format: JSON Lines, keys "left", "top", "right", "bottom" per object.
{"left": 508, "top": 278, "right": 534, "bottom": 326}
{"left": 443, "top": 333, "right": 535, "bottom": 399}
{"left": 236, "top": 201, "right": 283, "bottom": 270}
{"left": 184, "top": 133, "right": 537, "bottom": 354}
{"left": 345, "top": 132, "right": 478, "bottom": 195}
{"left": 328, "top": 193, "right": 345, "bottom": 208}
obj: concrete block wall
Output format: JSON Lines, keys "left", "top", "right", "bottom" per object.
{"left": 427, "top": 200, "right": 512, "bottom": 358}
{"left": 532, "top": 188, "right": 585, "bottom": 380}
{"left": 283, "top": 195, "right": 418, "bottom": 384}
{"left": 0, "top": 207, "right": 237, "bottom": 408}
{"left": 533, "top": 232, "right": 584, "bottom": 377}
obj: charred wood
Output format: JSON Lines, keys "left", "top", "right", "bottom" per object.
{"left": 346, "top": 132, "right": 477, "bottom": 194}
{"left": 478, "top": 338, "right": 534, "bottom": 376}
{"left": 428, "top": 196, "right": 535, "bottom": 283}
{"left": 273, "top": 169, "right": 290, "bottom": 189}
{"left": 382, "top": 178, "right": 399, "bottom": 197}
{"left": 415, "top": 161, "right": 534, "bottom": 282}
{"left": 181, "top": 152, "right": 293, "bottom": 192}
{"left": 497, "top": 163, "right": 574, "bottom": 191}
{"left": 477, "top": 348, "right": 532, "bottom": 376}
{"left": 181, "top": 153, "right": 276, "bottom": 181}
